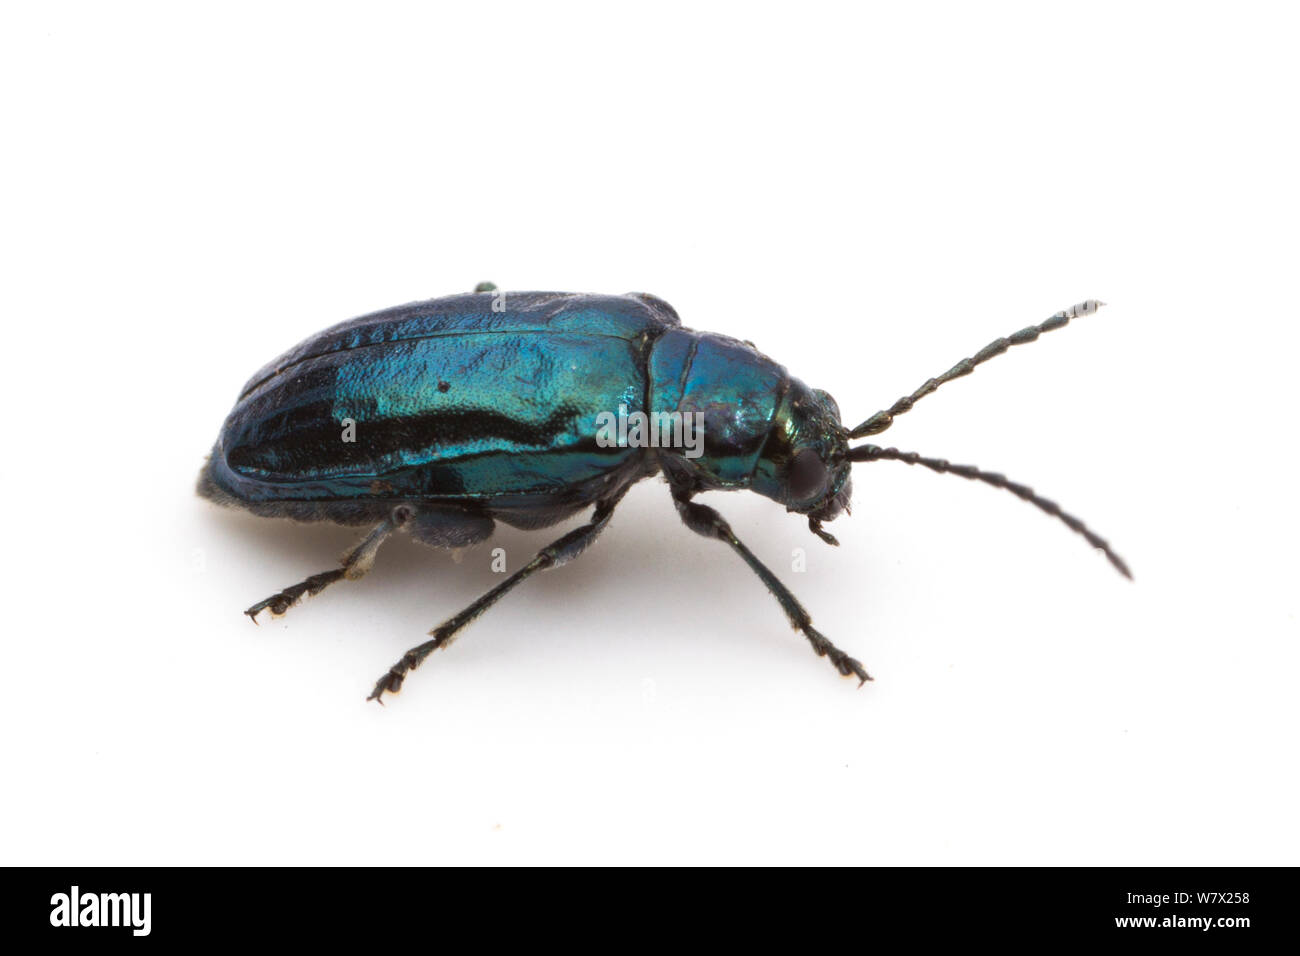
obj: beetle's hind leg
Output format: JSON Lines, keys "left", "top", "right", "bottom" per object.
{"left": 244, "top": 505, "right": 413, "bottom": 621}
{"left": 672, "top": 490, "right": 871, "bottom": 684}
{"left": 367, "top": 487, "right": 629, "bottom": 702}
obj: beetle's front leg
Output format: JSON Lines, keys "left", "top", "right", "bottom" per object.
{"left": 368, "top": 487, "right": 629, "bottom": 702}
{"left": 672, "top": 491, "right": 871, "bottom": 684}
{"left": 244, "top": 505, "right": 412, "bottom": 621}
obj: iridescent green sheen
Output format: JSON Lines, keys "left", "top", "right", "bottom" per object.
{"left": 199, "top": 290, "right": 851, "bottom": 529}
{"left": 647, "top": 328, "right": 786, "bottom": 486}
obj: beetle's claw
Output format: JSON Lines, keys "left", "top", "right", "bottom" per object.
{"left": 245, "top": 593, "right": 296, "bottom": 620}
{"left": 367, "top": 670, "right": 404, "bottom": 703}
{"left": 803, "top": 625, "right": 871, "bottom": 685}
{"left": 832, "top": 650, "right": 871, "bottom": 684}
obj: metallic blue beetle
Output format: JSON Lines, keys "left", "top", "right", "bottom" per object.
{"left": 199, "top": 285, "right": 1127, "bottom": 700}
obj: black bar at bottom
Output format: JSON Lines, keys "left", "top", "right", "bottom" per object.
{"left": 7, "top": 866, "right": 1288, "bottom": 944}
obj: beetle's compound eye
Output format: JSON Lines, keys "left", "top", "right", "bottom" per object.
{"left": 813, "top": 388, "right": 841, "bottom": 423}
{"left": 788, "top": 448, "right": 828, "bottom": 501}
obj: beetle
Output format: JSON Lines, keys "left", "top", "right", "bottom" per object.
{"left": 198, "top": 283, "right": 1128, "bottom": 701}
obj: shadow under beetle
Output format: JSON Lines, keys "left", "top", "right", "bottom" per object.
{"left": 198, "top": 283, "right": 1129, "bottom": 701}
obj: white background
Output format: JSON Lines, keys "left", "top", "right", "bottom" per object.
{"left": 2, "top": 1, "right": 1296, "bottom": 866}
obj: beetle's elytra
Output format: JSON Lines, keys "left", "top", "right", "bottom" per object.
{"left": 199, "top": 284, "right": 1128, "bottom": 701}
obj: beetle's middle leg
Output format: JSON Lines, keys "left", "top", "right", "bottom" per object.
{"left": 244, "top": 505, "right": 413, "bottom": 621}
{"left": 672, "top": 490, "right": 871, "bottom": 684}
{"left": 367, "top": 487, "right": 629, "bottom": 702}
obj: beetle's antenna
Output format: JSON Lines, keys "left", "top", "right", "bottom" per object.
{"left": 848, "top": 443, "right": 1131, "bottom": 579}
{"left": 848, "top": 300, "right": 1105, "bottom": 439}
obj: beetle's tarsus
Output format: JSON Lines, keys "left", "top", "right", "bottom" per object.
{"left": 804, "top": 624, "right": 871, "bottom": 683}
{"left": 367, "top": 669, "right": 405, "bottom": 702}
{"left": 243, "top": 514, "right": 410, "bottom": 624}
{"left": 847, "top": 657, "right": 872, "bottom": 684}
{"left": 243, "top": 593, "right": 295, "bottom": 619}
{"left": 425, "top": 625, "right": 455, "bottom": 648}
{"left": 833, "top": 651, "right": 871, "bottom": 684}
{"left": 368, "top": 632, "right": 457, "bottom": 701}
{"left": 367, "top": 635, "right": 442, "bottom": 698}
{"left": 245, "top": 570, "right": 343, "bottom": 621}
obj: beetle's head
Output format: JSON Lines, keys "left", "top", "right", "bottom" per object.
{"left": 751, "top": 379, "right": 853, "bottom": 544}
